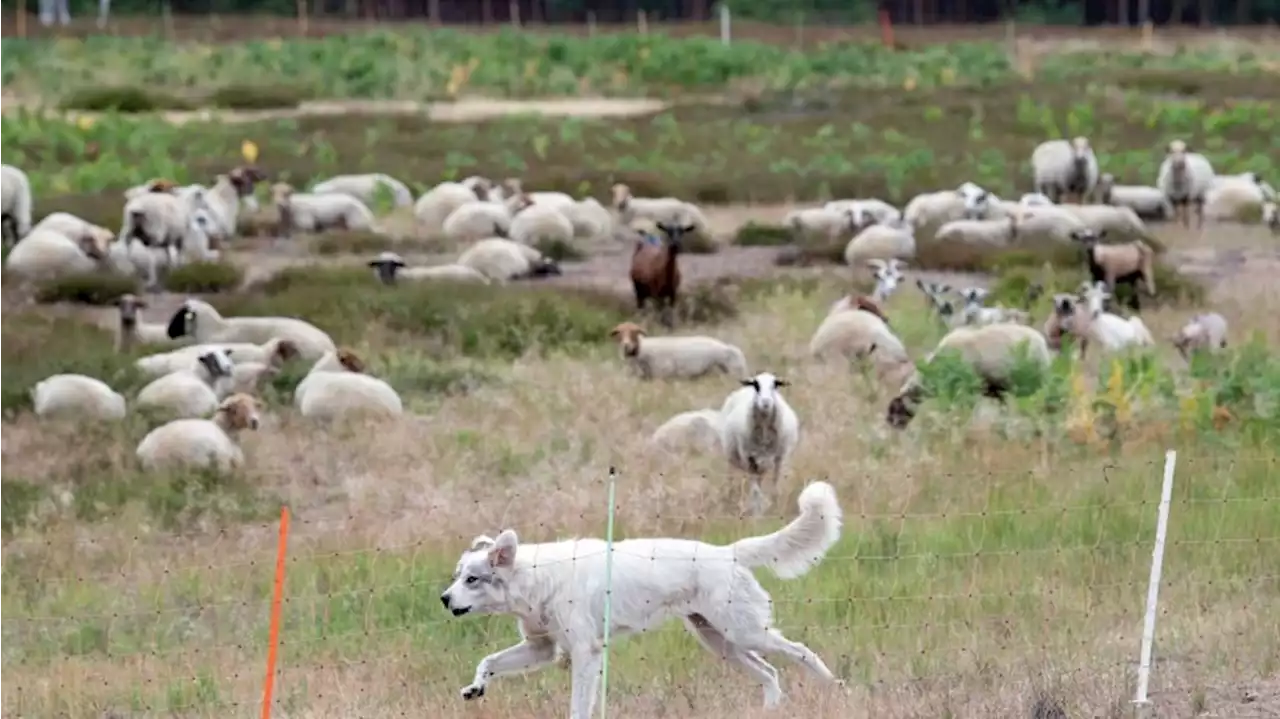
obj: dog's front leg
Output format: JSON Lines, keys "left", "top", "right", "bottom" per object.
{"left": 568, "top": 646, "right": 604, "bottom": 719}
{"left": 461, "top": 639, "right": 557, "bottom": 700}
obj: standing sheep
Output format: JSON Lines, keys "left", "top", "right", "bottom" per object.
{"left": 611, "top": 184, "right": 708, "bottom": 232}
{"left": 135, "top": 394, "right": 261, "bottom": 473}
{"left": 630, "top": 222, "right": 691, "bottom": 328}
{"left": 718, "top": 372, "right": 801, "bottom": 516}
{"left": 1052, "top": 286, "right": 1154, "bottom": 359}
{"left": 311, "top": 173, "right": 414, "bottom": 209}
{"left": 273, "top": 183, "right": 378, "bottom": 240}
{"left": 1031, "top": 137, "right": 1099, "bottom": 204}
{"left": 1071, "top": 229, "right": 1155, "bottom": 312}
{"left": 456, "top": 238, "right": 562, "bottom": 283}
{"left": 809, "top": 307, "right": 908, "bottom": 369}
{"left": 608, "top": 322, "right": 748, "bottom": 380}
{"left": 1096, "top": 173, "right": 1173, "bottom": 221}
{"left": 196, "top": 167, "right": 264, "bottom": 242}
{"left": 784, "top": 207, "right": 855, "bottom": 244}
{"left": 1171, "top": 312, "right": 1229, "bottom": 360}
{"left": 32, "top": 374, "right": 127, "bottom": 421}
{"left": 165, "top": 298, "right": 336, "bottom": 360}
{"left": 118, "top": 190, "right": 208, "bottom": 289}
{"left": 2, "top": 164, "right": 33, "bottom": 245}
{"left": 1156, "top": 140, "right": 1216, "bottom": 230}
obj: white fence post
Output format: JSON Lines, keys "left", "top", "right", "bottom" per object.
{"left": 1133, "top": 449, "right": 1178, "bottom": 705}
{"left": 719, "top": 4, "right": 731, "bottom": 46}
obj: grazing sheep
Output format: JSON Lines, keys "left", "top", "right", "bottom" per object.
{"left": 809, "top": 306, "right": 908, "bottom": 368}
{"left": 136, "top": 349, "right": 236, "bottom": 419}
{"left": 630, "top": 222, "right": 691, "bottom": 328}
{"left": 1157, "top": 140, "right": 1216, "bottom": 229}
{"left": 934, "top": 215, "right": 1019, "bottom": 247}
{"left": 367, "top": 251, "right": 491, "bottom": 285}
{"left": 887, "top": 324, "right": 1051, "bottom": 429}
{"left": 294, "top": 348, "right": 404, "bottom": 419}
{"left": 611, "top": 183, "right": 708, "bottom": 232}
{"left": 136, "top": 393, "right": 261, "bottom": 472}
{"left": 442, "top": 195, "right": 531, "bottom": 244}
{"left": 824, "top": 198, "right": 901, "bottom": 227}
{"left": 32, "top": 374, "right": 127, "bottom": 421}
{"left": 608, "top": 322, "right": 748, "bottom": 380}
{"left": 311, "top": 173, "right": 414, "bottom": 208}
{"left": 1059, "top": 203, "right": 1149, "bottom": 240}
{"left": 1071, "top": 229, "right": 1156, "bottom": 312}
{"left": 719, "top": 372, "right": 801, "bottom": 516}
{"left": 1054, "top": 285, "right": 1155, "bottom": 359}
{"left": 1172, "top": 312, "right": 1229, "bottom": 360}
{"left": 415, "top": 181, "right": 488, "bottom": 238}
{"left": 559, "top": 197, "right": 615, "bottom": 241}
{"left": 1205, "top": 172, "right": 1275, "bottom": 222}
{"left": 4, "top": 227, "right": 113, "bottom": 281}
{"left": 508, "top": 200, "right": 576, "bottom": 246}
{"left": 1031, "top": 136, "right": 1099, "bottom": 204}
{"left": 1096, "top": 173, "right": 1173, "bottom": 221}
{"left": 827, "top": 294, "right": 892, "bottom": 325}
{"left": 649, "top": 408, "right": 724, "bottom": 453}
{"left": 1264, "top": 202, "right": 1279, "bottom": 233}
{"left": 2, "top": 164, "right": 34, "bottom": 245}
{"left": 784, "top": 207, "right": 855, "bottom": 243}
{"left": 115, "top": 293, "right": 181, "bottom": 352}
{"left": 456, "top": 238, "right": 561, "bottom": 283}
{"left": 500, "top": 178, "right": 575, "bottom": 210}
{"left": 273, "top": 183, "right": 378, "bottom": 240}
{"left": 843, "top": 218, "right": 915, "bottom": 266}
{"left": 165, "top": 298, "right": 336, "bottom": 360}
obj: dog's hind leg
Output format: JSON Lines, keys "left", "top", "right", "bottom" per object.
{"left": 734, "top": 626, "right": 840, "bottom": 686}
{"left": 684, "top": 614, "right": 783, "bottom": 707}
{"left": 461, "top": 638, "right": 558, "bottom": 701}
{"left": 568, "top": 645, "right": 605, "bottom": 719}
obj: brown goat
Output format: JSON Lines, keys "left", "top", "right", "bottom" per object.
{"left": 630, "top": 222, "right": 693, "bottom": 328}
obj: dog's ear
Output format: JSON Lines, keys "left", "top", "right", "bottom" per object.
{"left": 468, "top": 535, "right": 495, "bottom": 552}
{"left": 489, "top": 529, "right": 519, "bottom": 569}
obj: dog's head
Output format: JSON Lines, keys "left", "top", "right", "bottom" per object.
{"left": 440, "top": 530, "right": 520, "bottom": 617}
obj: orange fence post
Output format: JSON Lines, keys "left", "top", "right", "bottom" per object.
{"left": 878, "top": 8, "right": 894, "bottom": 49}
{"left": 261, "top": 506, "right": 291, "bottom": 719}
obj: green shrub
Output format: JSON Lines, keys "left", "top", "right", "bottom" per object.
{"left": 1, "top": 313, "right": 149, "bottom": 413}
{"left": 773, "top": 236, "right": 845, "bottom": 267}
{"left": 206, "top": 84, "right": 309, "bottom": 110}
{"left": 679, "top": 231, "right": 721, "bottom": 255}
{"left": 311, "top": 231, "right": 395, "bottom": 256}
{"left": 734, "top": 222, "right": 793, "bottom": 247}
{"left": 34, "top": 273, "right": 138, "bottom": 305}
{"left": 60, "top": 86, "right": 192, "bottom": 113}
{"left": 534, "top": 237, "right": 587, "bottom": 262}
{"left": 163, "top": 261, "right": 245, "bottom": 294}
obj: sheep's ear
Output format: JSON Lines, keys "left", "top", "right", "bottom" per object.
{"left": 608, "top": 327, "right": 621, "bottom": 338}
{"left": 739, "top": 378, "right": 755, "bottom": 387}
{"left": 366, "top": 260, "right": 382, "bottom": 268}
{"left": 468, "top": 535, "right": 496, "bottom": 552}
{"left": 489, "top": 530, "right": 519, "bottom": 569}
{"left": 773, "top": 378, "right": 789, "bottom": 387}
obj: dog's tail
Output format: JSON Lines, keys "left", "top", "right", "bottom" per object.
{"left": 730, "top": 481, "right": 842, "bottom": 579}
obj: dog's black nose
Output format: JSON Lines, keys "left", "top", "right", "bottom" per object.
{"left": 440, "top": 593, "right": 451, "bottom": 609}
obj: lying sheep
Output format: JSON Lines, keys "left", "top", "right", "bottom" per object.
{"left": 1032, "top": 136, "right": 1099, "bottom": 204}
{"left": 784, "top": 207, "right": 855, "bottom": 243}
{"left": 608, "top": 322, "right": 747, "bottom": 380}
{"left": 136, "top": 393, "right": 261, "bottom": 472}
{"left": 32, "top": 374, "right": 127, "bottom": 421}
{"left": 136, "top": 348, "right": 236, "bottom": 419}
{"left": 4, "top": 227, "right": 113, "bottom": 282}
{"left": 1205, "top": 172, "right": 1274, "bottom": 222}
{"left": 1172, "top": 312, "right": 1228, "bottom": 360}
{"left": 460, "top": 176, "right": 494, "bottom": 201}
{"left": 500, "top": 178, "right": 575, "bottom": 210}
{"left": 1072, "top": 229, "right": 1155, "bottom": 312}
{"left": 227, "top": 339, "right": 301, "bottom": 394}
{"left": 456, "top": 238, "right": 561, "bottom": 283}
{"left": 165, "top": 298, "right": 336, "bottom": 360}
{"left": 368, "top": 251, "right": 491, "bottom": 285}
{"left": 137, "top": 342, "right": 262, "bottom": 378}
{"left": 294, "top": 349, "right": 404, "bottom": 419}
{"left": 2, "top": 164, "right": 33, "bottom": 245}
{"left": 824, "top": 198, "right": 901, "bottom": 228}
{"left": 442, "top": 195, "right": 530, "bottom": 244}
{"left": 415, "top": 181, "right": 488, "bottom": 238}
{"left": 311, "top": 173, "right": 414, "bottom": 209}
{"left": 611, "top": 183, "right": 708, "bottom": 232}
{"left": 273, "top": 183, "right": 378, "bottom": 240}
{"left": 903, "top": 185, "right": 997, "bottom": 236}
{"left": 649, "top": 408, "right": 725, "bottom": 453}
{"left": 560, "top": 197, "right": 615, "bottom": 242}
{"left": 934, "top": 215, "right": 1019, "bottom": 247}
{"left": 809, "top": 306, "right": 908, "bottom": 370}
{"left": 843, "top": 218, "right": 915, "bottom": 266}
{"left": 1096, "top": 173, "right": 1173, "bottom": 221}
{"left": 508, "top": 200, "right": 575, "bottom": 246}
{"left": 1013, "top": 205, "right": 1090, "bottom": 245}
{"left": 115, "top": 293, "right": 181, "bottom": 352}
{"left": 719, "top": 372, "right": 801, "bottom": 516}
{"left": 31, "top": 212, "right": 113, "bottom": 246}
{"left": 1059, "top": 203, "right": 1149, "bottom": 240}
{"left": 1018, "top": 192, "right": 1054, "bottom": 207}
{"left": 887, "top": 323, "right": 1051, "bottom": 429}
{"left": 1157, "top": 140, "right": 1216, "bottom": 230}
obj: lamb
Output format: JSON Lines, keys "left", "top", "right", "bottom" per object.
{"left": 718, "top": 372, "right": 801, "bottom": 516}
{"left": 611, "top": 183, "right": 708, "bottom": 232}
{"left": 508, "top": 200, "right": 575, "bottom": 246}
{"left": 608, "top": 322, "right": 748, "bottom": 380}
{"left": 784, "top": 207, "right": 856, "bottom": 243}
{"left": 843, "top": 217, "right": 915, "bottom": 266}
{"left": 273, "top": 183, "right": 378, "bottom": 240}
{"left": 311, "top": 173, "right": 414, "bottom": 209}
{"left": 1053, "top": 284, "right": 1155, "bottom": 359}
{"left": 1205, "top": 172, "right": 1275, "bottom": 222}
{"left": 886, "top": 323, "right": 1051, "bottom": 429}
{"left": 1071, "top": 228, "right": 1156, "bottom": 312}
{"left": 442, "top": 195, "right": 531, "bottom": 244}
{"left": 809, "top": 306, "right": 908, "bottom": 368}
{"left": 3, "top": 227, "right": 113, "bottom": 282}
{"left": 1157, "top": 140, "right": 1216, "bottom": 230}
{"left": 165, "top": 298, "right": 336, "bottom": 360}
{"left": 136, "top": 348, "right": 237, "bottom": 419}
{"left": 933, "top": 215, "right": 1019, "bottom": 247}
{"left": 228, "top": 339, "right": 301, "bottom": 394}
{"left": 32, "top": 374, "right": 127, "bottom": 421}
{"left": 630, "top": 221, "right": 691, "bottom": 328}
{"left": 499, "top": 178, "right": 575, "bottom": 210}
{"left": 824, "top": 198, "right": 901, "bottom": 227}
{"left": 415, "top": 181, "right": 488, "bottom": 238}
{"left": 2, "top": 164, "right": 33, "bottom": 245}
{"left": 115, "top": 293, "right": 181, "bottom": 352}
{"left": 1031, "top": 136, "right": 1099, "bottom": 204}
{"left": 117, "top": 190, "right": 208, "bottom": 288}
{"left": 1171, "top": 312, "right": 1229, "bottom": 361}
{"left": 559, "top": 197, "right": 615, "bottom": 241}
{"left": 367, "top": 251, "right": 491, "bottom": 285}
{"left": 915, "top": 279, "right": 953, "bottom": 311}
{"left": 1096, "top": 173, "right": 1173, "bottom": 221}
{"left": 294, "top": 348, "right": 404, "bottom": 419}
{"left": 456, "top": 238, "right": 562, "bottom": 283}
{"left": 955, "top": 287, "right": 1031, "bottom": 326}
{"left": 1264, "top": 202, "right": 1279, "bottom": 233}
{"left": 648, "top": 408, "right": 724, "bottom": 453}
{"left": 865, "top": 258, "right": 905, "bottom": 303}
{"left": 1058, "top": 203, "right": 1149, "bottom": 240}
{"left": 135, "top": 393, "right": 261, "bottom": 473}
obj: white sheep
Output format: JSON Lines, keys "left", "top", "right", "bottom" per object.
{"left": 1059, "top": 203, "right": 1150, "bottom": 240}
{"left": 934, "top": 215, "right": 1019, "bottom": 247}
{"left": 2, "top": 164, "right": 34, "bottom": 244}
{"left": 559, "top": 197, "right": 615, "bottom": 241}
{"left": 1157, "top": 140, "right": 1216, "bottom": 229}
{"left": 1054, "top": 285, "right": 1154, "bottom": 359}
{"left": 194, "top": 168, "right": 261, "bottom": 242}
{"left": 227, "top": 339, "right": 300, "bottom": 395}
{"left": 1264, "top": 202, "right": 1279, "bottom": 233}
{"left": 843, "top": 218, "right": 916, "bottom": 265}
{"left": 903, "top": 185, "right": 996, "bottom": 235}
{"left": 136, "top": 342, "right": 262, "bottom": 378}
{"left": 500, "top": 178, "right": 575, "bottom": 210}
{"left": 648, "top": 408, "right": 724, "bottom": 453}
{"left": 294, "top": 349, "right": 404, "bottom": 419}
{"left": 611, "top": 183, "right": 708, "bottom": 232}
{"left": 442, "top": 195, "right": 530, "bottom": 244}
{"left": 118, "top": 190, "right": 209, "bottom": 288}
{"left": 456, "top": 238, "right": 561, "bottom": 283}
{"left": 30, "top": 212, "right": 113, "bottom": 245}
{"left": 272, "top": 183, "right": 378, "bottom": 240}
{"left": 165, "top": 298, "right": 336, "bottom": 360}
{"left": 1205, "top": 172, "right": 1274, "bottom": 222}
{"left": 719, "top": 372, "right": 801, "bottom": 516}
{"left": 1013, "top": 205, "right": 1090, "bottom": 244}
{"left": 784, "top": 207, "right": 854, "bottom": 243}
{"left": 367, "top": 251, "right": 491, "bottom": 285}
{"left": 1096, "top": 173, "right": 1173, "bottom": 220}
{"left": 4, "top": 227, "right": 113, "bottom": 281}
{"left": 414, "top": 181, "right": 487, "bottom": 239}
{"left": 123, "top": 178, "right": 180, "bottom": 201}
{"left": 887, "top": 323, "right": 1051, "bottom": 428}
{"left": 824, "top": 198, "right": 901, "bottom": 227}
{"left": 1172, "top": 312, "right": 1229, "bottom": 360}
{"left": 508, "top": 201, "right": 575, "bottom": 246}
{"left": 809, "top": 307, "right": 908, "bottom": 368}
{"left": 1018, "top": 192, "right": 1054, "bottom": 207}
{"left": 608, "top": 322, "right": 748, "bottom": 380}
{"left": 136, "top": 348, "right": 236, "bottom": 419}
{"left": 1031, "top": 136, "right": 1099, "bottom": 204}
{"left": 136, "top": 393, "right": 261, "bottom": 472}
{"left": 311, "top": 173, "right": 414, "bottom": 208}
{"left": 114, "top": 293, "right": 181, "bottom": 352}
{"left": 32, "top": 374, "right": 127, "bottom": 421}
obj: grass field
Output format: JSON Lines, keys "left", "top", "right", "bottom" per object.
{"left": 3, "top": 24, "right": 1280, "bottom": 719}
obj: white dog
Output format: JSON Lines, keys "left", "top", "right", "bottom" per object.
{"left": 440, "top": 481, "right": 846, "bottom": 718}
